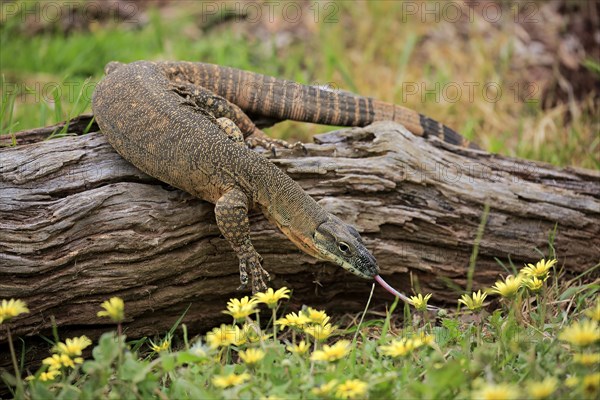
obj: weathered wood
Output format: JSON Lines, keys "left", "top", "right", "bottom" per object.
{"left": 1, "top": 121, "right": 599, "bottom": 356}
{"left": 0, "top": 114, "right": 98, "bottom": 147}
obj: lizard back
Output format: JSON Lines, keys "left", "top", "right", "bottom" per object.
{"left": 93, "top": 61, "right": 329, "bottom": 233}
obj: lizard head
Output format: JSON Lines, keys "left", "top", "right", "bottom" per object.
{"left": 313, "top": 215, "right": 379, "bottom": 279}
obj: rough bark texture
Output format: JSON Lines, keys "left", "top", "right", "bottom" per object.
{"left": 1, "top": 121, "right": 599, "bottom": 368}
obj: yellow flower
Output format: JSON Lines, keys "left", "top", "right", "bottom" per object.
{"left": 39, "top": 370, "right": 61, "bottom": 381}
{"left": 521, "top": 258, "right": 556, "bottom": 280}
{"left": 42, "top": 354, "right": 81, "bottom": 371}
{"left": 310, "top": 340, "right": 351, "bottom": 362}
{"left": 523, "top": 276, "right": 545, "bottom": 293}
{"left": 489, "top": 275, "right": 522, "bottom": 299}
{"left": 276, "top": 312, "right": 311, "bottom": 329}
{"left": 526, "top": 377, "right": 558, "bottom": 399}
{"left": 573, "top": 352, "right": 600, "bottom": 365}
{"left": 238, "top": 348, "right": 265, "bottom": 365}
{"left": 150, "top": 339, "right": 170, "bottom": 353}
{"left": 253, "top": 287, "right": 290, "bottom": 308}
{"left": 212, "top": 372, "right": 251, "bottom": 388}
{"left": 459, "top": 290, "right": 487, "bottom": 311}
{"left": 97, "top": 297, "right": 125, "bottom": 323}
{"left": 472, "top": 383, "right": 519, "bottom": 400}
{"left": 408, "top": 293, "right": 432, "bottom": 311}
{"left": 304, "top": 307, "right": 329, "bottom": 324}
{"left": 379, "top": 337, "right": 424, "bottom": 358}
{"left": 565, "top": 376, "right": 579, "bottom": 387}
{"left": 60, "top": 354, "right": 81, "bottom": 368}
{"left": 311, "top": 379, "right": 338, "bottom": 396}
{"left": 26, "top": 369, "right": 61, "bottom": 382}
{"left": 582, "top": 373, "right": 600, "bottom": 395}
{"left": 54, "top": 336, "right": 92, "bottom": 357}
{"left": 223, "top": 296, "right": 258, "bottom": 322}
{"left": 42, "top": 354, "right": 63, "bottom": 371}
{"left": 335, "top": 379, "right": 368, "bottom": 399}
{"left": 418, "top": 332, "right": 435, "bottom": 346}
{"left": 206, "top": 324, "right": 245, "bottom": 348}
{"left": 304, "top": 323, "right": 336, "bottom": 341}
{"left": 286, "top": 340, "right": 310, "bottom": 355}
{"left": 584, "top": 301, "right": 600, "bottom": 321}
{"left": 0, "top": 298, "right": 29, "bottom": 324}
{"left": 559, "top": 319, "right": 599, "bottom": 347}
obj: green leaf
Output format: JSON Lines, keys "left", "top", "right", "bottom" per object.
{"left": 81, "top": 360, "right": 104, "bottom": 375}
{"left": 379, "top": 296, "right": 400, "bottom": 343}
{"left": 160, "top": 353, "right": 177, "bottom": 373}
{"left": 176, "top": 351, "right": 205, "bottom": 365}
{"left": 424, "top": 360, "right": 467, "bottom": 396}
{"left": 0, "top": 369, "right": 16, "bottom": 387}
{"left": 119, "top": 354, "right": 151, "bottom": 383}
{"left": 168, "top": 377, "right": 214, "bottom": 399}
{"left": 167, "top": 304, "right": 192, "bottom": 338}
{"left": 56, "top": 385, "right": 80, "bottom": 400}
{"left": 29, "top": 381, "right": 55, "bottom": 400}
{"left": 92, "top": 333, "right": 121, "bottom": 365}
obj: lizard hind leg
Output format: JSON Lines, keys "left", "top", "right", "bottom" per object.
{"left": 169, "top": 80, "right": 305, "bottom": 155}
{"left": 214, "top": 188, "right": 270, "bottom": 294}
{"left": 169, "top": 81, "right": 260, "bottom": 139}
{"left": 216, "top": 117, "right": 245, "bottom": 146}
{"left": 245, "top": 130, "right": 307, "bottom": 156}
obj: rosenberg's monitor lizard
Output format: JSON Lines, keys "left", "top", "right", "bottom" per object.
{"left": 92, "top": 61, "right": 475, "bottom": 303}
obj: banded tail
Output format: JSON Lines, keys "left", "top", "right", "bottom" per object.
{"left": 151, "top": 61, "right": 477, "bottom": 148}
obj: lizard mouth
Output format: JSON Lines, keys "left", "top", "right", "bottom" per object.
{"left": 339, "top": 261, "right": 374, "bottom": 279}
{"left": 315, "top": 244, "right": 379, "bottom": 279}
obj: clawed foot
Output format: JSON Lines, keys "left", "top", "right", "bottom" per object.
{"left": 236, "top": 247, "right": 270, "bottom": 294}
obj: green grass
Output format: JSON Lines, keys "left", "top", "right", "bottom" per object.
{"left": 1, "top": 2, "right": 598, "bottom": 397}
{"left": 1, "top": 1, "right": 598, "bottom": 168}
{"left": 2, "top": 256, "right": 599, "bottom": 399}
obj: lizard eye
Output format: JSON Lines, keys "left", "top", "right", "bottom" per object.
{"left": 338, "top": 242, "right": 350, "bottom": 255}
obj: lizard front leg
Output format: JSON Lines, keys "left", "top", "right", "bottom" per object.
{"left": 215, "top": 188, "right": 270, "bottom": 294}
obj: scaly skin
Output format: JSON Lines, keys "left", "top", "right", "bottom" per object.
{"left": 92, "top": 61, "right": 474, "bottom": 293}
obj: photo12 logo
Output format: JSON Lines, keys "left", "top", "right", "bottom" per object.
{"left": 400, "top": 1, "right": 539, "bottom": 23}
{"left": 400, "top": 81, "right": 539, "bottom": 104}
{"left": 2, "top": 80, "right": 99, "bottom": 104}
{"left": 2, "top": 1, "right": 140, "bottom": 24}
{"left": 200, "top": 1, "right": 339, "bottom": 24}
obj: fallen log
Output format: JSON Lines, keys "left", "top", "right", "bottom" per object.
{"left": 1, "top": 121, "right": 599, "bottom": 363}
{"left": 0, "top": 114, "right": 98, "bottom": 147}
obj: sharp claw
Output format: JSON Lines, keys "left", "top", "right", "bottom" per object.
{"left": 236, "top": 247, "right": 271, "bottom": 294}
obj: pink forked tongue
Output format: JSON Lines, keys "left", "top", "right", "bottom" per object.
{"left": 374, "top": 275, "right": 439, "bottom": 311}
